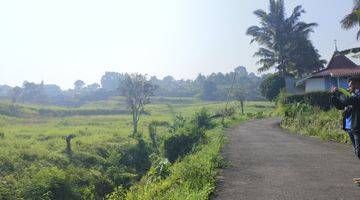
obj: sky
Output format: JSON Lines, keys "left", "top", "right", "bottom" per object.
{"left": 0, "top": 0, "right": 358, "bottom": 89}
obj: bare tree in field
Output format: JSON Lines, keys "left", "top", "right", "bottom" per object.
{"left": 121, "top": 73, "right": 156, "bottom": 137}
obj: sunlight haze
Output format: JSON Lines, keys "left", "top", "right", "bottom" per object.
{"left": 0, "top": 0, "right": 357, "bottom": 89}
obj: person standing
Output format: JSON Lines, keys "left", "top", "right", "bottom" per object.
{"left": 331, "top": 77, "right": 360, "bottom": 159}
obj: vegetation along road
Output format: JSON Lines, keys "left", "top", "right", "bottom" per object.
{"left": 215, "top": 118, "right": 360, "bottom": 200}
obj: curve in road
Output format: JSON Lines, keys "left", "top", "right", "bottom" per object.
{"left": 214, "top": 118, "right": 360, "bottom": 200}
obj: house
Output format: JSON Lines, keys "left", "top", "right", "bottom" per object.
{"left": 293, "top": 48, "right": 360, "bottom": 93}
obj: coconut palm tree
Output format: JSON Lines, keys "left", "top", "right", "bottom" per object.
{"left": 246, "top": 0, "right": 321, "bottom": 76}
{"left": 341, "top": 0, "right": 360, "bottom": 39}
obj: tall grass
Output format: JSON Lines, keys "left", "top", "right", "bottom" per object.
{"left": 278, "top": 103, "right": 350, "bottom": 144}
{"left": 0, "top": 99, "right": 274, "bottom": 199}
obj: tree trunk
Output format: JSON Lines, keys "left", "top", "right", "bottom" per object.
{"left": 240, "top": 100, "right": 244, "bottom": 115}
{"left": 132, "top": 110, "right": 138, "bottom": 136}
{"left": 65, "top": 134, "right": 75, "bottom": 156}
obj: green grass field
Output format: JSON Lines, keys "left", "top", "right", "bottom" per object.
{"left": 0, "top": 98, "right": 274, "bottom": 199}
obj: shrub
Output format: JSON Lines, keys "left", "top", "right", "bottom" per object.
{"left": 279, "top": 103, "right": 349, "bottom": 144}
{"left": 0, "top": 156, "right": 14, "bottom": 175}
{"left": 73, "top": 152, "right": 108, "bottom": 168}
{"left": 277, "top": 91, "right": 332, "bottom": 110}
{"left": 113, "top": 128, "right": 225, "bottom": 200}
{"left": 259, "top": 73, "right": 285, "bottom": 101}
{"left": 22, "top": 167, "right": 78, "bottom": 200}
{"left": 115, "top": 138, "right": 152, "bottom": 175}
{"left": 191, "top": 108, "right": 214, "bottom": 130}
{"left": 21, "top": 167, "right": 115, "bottom": 200}
{"left": 164, "top": 131, "right": 200, "bottom": 163}
{"left": 164, "top": 109, "right": 212, "bottom": 163}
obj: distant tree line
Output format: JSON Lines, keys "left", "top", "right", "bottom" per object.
{"left": 0, "top": 66, "right": 267, "bottom": 106}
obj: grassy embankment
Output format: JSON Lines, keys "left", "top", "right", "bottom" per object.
{"left": 0, "top": 98, "right": 274, "bottom": 199}
{"left": 277, "top": 102, "right": 350, "bottom": 144}
{"left": 108, "top": 102, "right": 274, "bottom": 200}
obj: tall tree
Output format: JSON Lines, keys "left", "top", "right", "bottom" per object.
{"left": 9, "top": 86, "right": 23, "bottom": 103}
{"left": 341, "top": 0, "right": 360, "bottom": 39}
{"left": 121, "top": 73, "right": 156, "bottom": 136}
{"left": 246, "top": 0, "right": 322, "bottom": 76}
{"left": 74, "top": 80, "right": 85, "bottom": 92}
{"left": 20, "top": 81, "right": 48, "bottom": 104}
{"left": 101, "top": 72, "right": 125, "bottom": 91}
{"left": 201, "top": 80, "right": 217, "bottom": 101}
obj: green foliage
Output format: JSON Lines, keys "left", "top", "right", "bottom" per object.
{"left": 164, "top": 130, "right": 202, "bottom": 163}
{"left": 246, "top": 0, "right": 324, "bottom": 75}
{"left": 121, "top": 73, "right": 157, "bottom": 136}
{"left": 192, "top": 108, "right": 215, "bottom": 130}
{"left": 201, "top": 81, "right": 218, "bottom": 101}
{"left": 259, "top": 73, "right": 285, "bottom": 101}
{"left": 164, "top": 108, "right": 214, "bottom": 163}
{"left": 22, "top": 167, "right": 77, "bottom": 200}
{"left": 0, "top": 99, "right": 275, "bottom": 199}
{"left": 341, "top": 1, "right": 360, "bottom": 40}
{"left": 277, "top": 91, "right": 331, "bottom": 110}
{"left": 21, "top": 167, "right": 114, "bottom": 200}
{"left": 110, "top": 127, "right": 225, "bottom": 200}
{"left": 279, "top": 103, "right": 349, "bottom": 144}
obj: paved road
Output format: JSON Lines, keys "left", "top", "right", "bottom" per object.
{"left": 214, "top": 118, "right": 360, "bottom": 200}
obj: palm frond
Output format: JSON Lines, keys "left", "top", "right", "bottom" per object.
{"left": 341, "top": 12, "right": 359, "bottom": 29}
{"left": 253, "top": 9, "right": 267, "bottom": 19}
{"left": 253, "top": 48, "right": 276, "bottom": 58}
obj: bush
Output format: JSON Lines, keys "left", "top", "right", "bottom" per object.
{"left": 116, "top": 138, "right": 152, "bottom": 175}
{"left": 259, "top": 73, "right": 285, "bottom": 101}
{"left": 21, "top": 167, "right": 115, "bottom": 200}
{"left": 164, "top": 109, "right": 212, "bottom": 163}
{"left": 22, "top": 167, "right": 78, "bottom": 200}
{"left": 110, "top": 128, "right": 225, "bottom": 200}
{"left": 164, "top": 131, "right": 201, "bottom": 163}
{"left": 277, "top": 91, "right": 332, "bottom": 110}
{"left": 279, "top": 103, "right": 349, "bottom": 144}
{"left": 192, "top": 108, "right": 214, "bottom": 130}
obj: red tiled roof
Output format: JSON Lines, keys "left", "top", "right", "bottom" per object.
{"left": 312, "top": 54, "right": 360, "bottom": 77}
{"left": 312, "top": 67, "right": 360, "bottom": 77}
{"left": 326, "top": 54, "right": 358, "bottom": 69}
{"left": 296, "top": 50, "right": 360, "bottom": 86}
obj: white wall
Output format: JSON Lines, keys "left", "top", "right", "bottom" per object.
{"left": 305, "top": 78, "right": 325, "bottom": 92}
{"left": 285, "top": 76, "right": 305, "bottom": 94}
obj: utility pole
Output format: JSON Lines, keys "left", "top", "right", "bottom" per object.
{"left": 222, "top": 73, "right": 237, "bottom": 126}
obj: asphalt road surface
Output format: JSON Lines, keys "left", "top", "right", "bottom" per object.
{"left": 214, "top": 118, "right": 360, "bottom": 200}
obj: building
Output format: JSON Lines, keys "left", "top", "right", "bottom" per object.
{"left": 294, "top": 48, "right": 360, "bottom": 93}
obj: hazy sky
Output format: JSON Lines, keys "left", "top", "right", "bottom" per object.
{"left": 0, "top": 0, "right": 358, "bottom": 89}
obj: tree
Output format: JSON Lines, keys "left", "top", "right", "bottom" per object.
{"left": 121, "top": 73, "right": 156, "bottom": 136}
{"left": 289, "top": 39, "right": 326, "bottom": 75}
{"left": 341, "top": 0, "right": 360, "bottom": 39}
{"left": 246, "top": 0, "right": 322, "bottom": 76}
{"left": 259, "top": 73, "right": 285, "bottom": 101}
{"left": 85, "top": 83, "right": 100, "bottom": 93}
{"left": 201, "top": 80, "right": 217, "bottom": 101}
{"left": 74, "top": 80, "right": 85, "bottom": 92}
{"left": 9, "top": 87, "right": 23, "bottom": 103}
{"left": 20, "top": 81, "right": 48, "bottom": 104}
{"left": 101, "top": 72, "right": 125, "bottom": 91}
